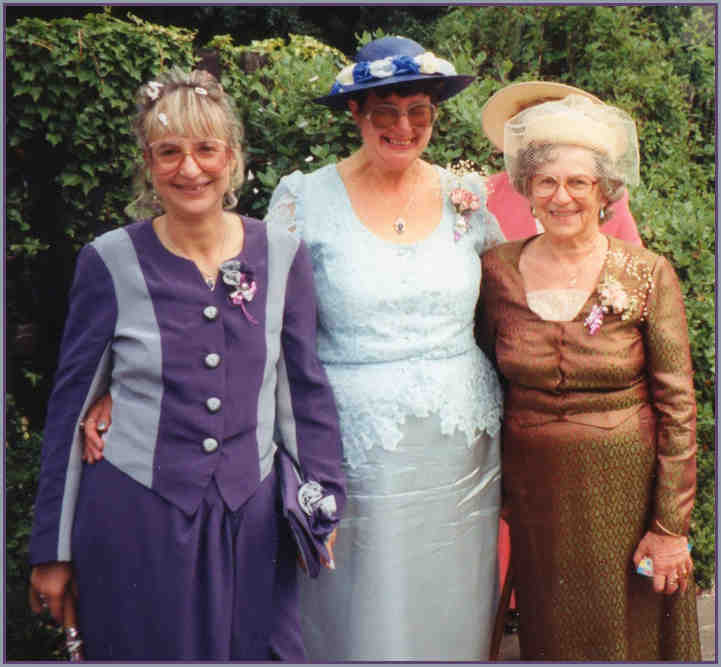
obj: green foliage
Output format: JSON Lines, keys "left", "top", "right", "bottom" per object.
{"left": 6, "top": 10, "right": 196, "bottom": 255}
{"left": 5, "top": 395, "right": 66, "bottom": 659}
{"left": 208, "top": 33, "right": 358, "bottom": 216}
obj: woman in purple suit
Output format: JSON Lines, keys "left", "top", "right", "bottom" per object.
{"left": 27, "top": 68, "right": 345, "bottom": 661}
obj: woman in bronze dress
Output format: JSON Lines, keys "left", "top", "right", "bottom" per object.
{"left": 478, "top": 94, "right": 701, "bottom": 660}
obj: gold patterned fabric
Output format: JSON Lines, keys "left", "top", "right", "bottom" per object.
{"left": 478, "top": 235, "right": 700, "bottom": 661}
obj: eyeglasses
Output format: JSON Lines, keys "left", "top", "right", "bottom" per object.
{"left": 147, "top": 138, "right": 230, "bottom": 174}
{"left": 364, "top": 103, "right": 437, "bottom": 130}
{"left": 531, "top": 175, "right": 598, "bottom": 198}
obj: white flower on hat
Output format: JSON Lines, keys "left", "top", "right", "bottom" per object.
{"left": 336, "top": 64, "right": 355, "bottom": 86}
{"left": 369, "top": 56, "right": 395, "bottom": 79}
{"left": 414, "top": 52, "right": 456, "bottom": 76}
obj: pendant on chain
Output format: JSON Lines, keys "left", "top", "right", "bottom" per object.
{"left": 392, "top": 218, "right": 407, "bottom": 234}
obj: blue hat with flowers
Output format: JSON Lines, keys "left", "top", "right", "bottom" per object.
{"left": 314, "top": 36, "right": 475, "bottom": 109}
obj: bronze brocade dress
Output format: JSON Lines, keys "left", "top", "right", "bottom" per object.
{"left": 478, "top": 236, "right": 701, "bottom": 661}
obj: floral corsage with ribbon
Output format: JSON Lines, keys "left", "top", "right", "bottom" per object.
{"left": 219, "top": 259, "right": 258, "bottom": 324}
{"left": 450, "top": 187, "right": 481, "bottom": 241}
{"left": 584, "top": 249, "right": 652, "bottom": 334}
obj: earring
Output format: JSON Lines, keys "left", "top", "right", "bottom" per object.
{"left": 599, "top": 207, "right": 606, "bottom": 221}
{"left": 151, "top": 190, "right": 163, "bottom": 212}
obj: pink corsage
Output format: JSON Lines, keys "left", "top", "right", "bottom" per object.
{"left": 598, "top": 275, "right": 632, "bottom": 315}
{"left": 220, "top": 260, "right": 258, "bottom": 325}
{"left": 450, "top": 187, "right": 480, "bottom": 241}
{"left": 584, "top": 275, "right": 638, "bottom": 335}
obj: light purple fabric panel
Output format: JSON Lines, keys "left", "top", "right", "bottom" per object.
{"left": 92, "top": 228, "right": 163, "bottom": 487}
{"left": 257, "top": 224, "right": 300, "bottom": 476}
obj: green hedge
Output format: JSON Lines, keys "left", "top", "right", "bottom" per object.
{"left": 5, "top": 7, "right": 714, "bottom": 660}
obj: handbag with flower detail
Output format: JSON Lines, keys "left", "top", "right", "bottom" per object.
{"left": 275, "top": 445, "right": 338, "bottom": 578}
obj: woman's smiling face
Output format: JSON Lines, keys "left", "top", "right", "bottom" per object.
{"left": 530, "top": 145, "right": 609, "bottom": 242}
{"left": 147, "top": 133, "right": 233, "bottom": 220}
{"left": 349, "top": 91, "right": 434, "bottom": 172}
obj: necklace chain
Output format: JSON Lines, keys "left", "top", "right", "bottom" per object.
{"left": 546, "top": 235, "right": 605, "bottom": 288}
{"left": 392, "top": 162, "right": 421, "bottom": 235}
{"left": 162, "top": 217, "right": 229, "bottom": 291}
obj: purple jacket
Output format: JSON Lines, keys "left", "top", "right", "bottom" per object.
{"left": 30, "top": 217, "right": 346, "bottom": 564}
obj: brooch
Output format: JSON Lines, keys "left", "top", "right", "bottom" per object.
{"left": 219, "top": 260, "right": 258, "bottom": 325}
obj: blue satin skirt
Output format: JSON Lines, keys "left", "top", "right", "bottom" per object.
{"left": 299, "top": 414, "right": 501, "bottom": 661}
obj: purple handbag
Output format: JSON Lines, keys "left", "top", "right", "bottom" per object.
{"left": 275, "top": 446, "right": 337, "bottom": 578}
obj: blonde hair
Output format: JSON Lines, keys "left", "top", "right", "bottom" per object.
{"left": 126, "top": 67, "right": 245, "bottom": 220}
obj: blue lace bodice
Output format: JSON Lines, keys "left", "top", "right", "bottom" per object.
{"left": 266, "top": 163, "right": 504, "bottom": 467}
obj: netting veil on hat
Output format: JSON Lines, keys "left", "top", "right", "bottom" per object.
{"left": 504, "top": 94, "right": 640, "bottom": 187}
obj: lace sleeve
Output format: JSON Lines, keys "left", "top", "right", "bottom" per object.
{"left": 480, "top": 208, "right": 507, "bottom": 253}
{"left": 264, "top": 170, "right": 306, "bottom": 237}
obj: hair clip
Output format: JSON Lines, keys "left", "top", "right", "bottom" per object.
{"left": 194, "top": 86, "right": 208, "bottom": 96}
{"left": 157, "top": 112, "right": 169, "bottom": 127}
{"left": 146, "top": 81, "right": 163, "bottom": 101}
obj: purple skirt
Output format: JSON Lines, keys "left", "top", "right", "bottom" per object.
{"left": 71, "top": 459, "right": 303, "bottom": 660}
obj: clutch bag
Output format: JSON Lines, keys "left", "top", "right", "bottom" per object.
{"left": 275, "top": 445, "right": 337, "bottom": 578}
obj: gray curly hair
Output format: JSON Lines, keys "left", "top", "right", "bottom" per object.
{"left": 508, "top": 143, "right": 626, "bottom": 220}
{"left": 126, "top": 67, "right": 245, "bottom": 220}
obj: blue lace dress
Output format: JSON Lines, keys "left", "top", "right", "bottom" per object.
{"left": 266, "top": 163, "right": 504, "bottom": 660}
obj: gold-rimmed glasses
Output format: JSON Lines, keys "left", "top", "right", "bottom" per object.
{"left": 147, "top": 138, "right": 230, "bottom": 174}
{"left": 531, "top": 175, "right": 598, "bottom": 198}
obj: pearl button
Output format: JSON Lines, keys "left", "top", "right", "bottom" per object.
{"left": 203, "top": 305, "right": 218, "bottom": 320}
{"left": 206, "top": 397, "right": 221, "bottom": 413}
{"left": 204, "top": 353, "right": 221, "bottom": 368}
{"left": 202, "top": 437, "right": 219, "bottom": 453}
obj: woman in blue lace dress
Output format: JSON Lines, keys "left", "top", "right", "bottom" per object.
{"left": 263, "top": 36, "right": 504, "bottom": 660}
{"left": 82, "top": 37, "right": 505, "bottom": 660}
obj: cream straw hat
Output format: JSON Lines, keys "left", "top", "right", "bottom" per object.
{"left": 503, "top": 93, "right": 640, "bottom": 187}
{"left": 481, "top": 81, "right": 602, "bottom": 151}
